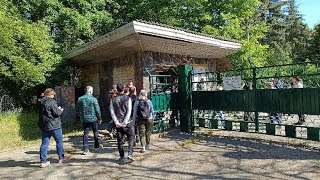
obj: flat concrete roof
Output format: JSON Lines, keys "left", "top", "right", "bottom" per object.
{"left": 65, "top": 21, "right": 242, "bottom": 66}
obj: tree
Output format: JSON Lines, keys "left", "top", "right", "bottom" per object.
{"left": 0, "top": 0, "right": 61, "bottom": 105}
{"left": 309, "top": 24, "right": 320, "bottom": 61}
{"left": 11, "top": 0, "right": 116, "bottom": 53}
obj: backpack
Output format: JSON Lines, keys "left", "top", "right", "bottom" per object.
{"left": 137, "top": 100, "right": 150, "bottom": 120}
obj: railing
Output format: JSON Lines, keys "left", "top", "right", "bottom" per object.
{"left": 191, "top": 63, "right": 320, "bottom": 141}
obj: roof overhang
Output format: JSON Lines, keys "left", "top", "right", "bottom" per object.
{"left": 65, "top": 21, "right": 242, "bottom": 66}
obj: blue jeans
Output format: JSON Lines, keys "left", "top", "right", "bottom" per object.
{"left": 40, "top": 128, "right": 64, "bottom": 163}
{"left": 83, "top": 121, "right": 99, "bottom": 151}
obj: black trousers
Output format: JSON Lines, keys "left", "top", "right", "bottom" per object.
{"left": 116, "top": 124, "right": 135, "bottom": 158}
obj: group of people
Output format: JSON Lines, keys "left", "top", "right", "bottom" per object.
{"left": 37, "top": 79, "right": 155, "bottom": 168}
{"left": 267, "top": 76, "right": 305, "bottom": 125}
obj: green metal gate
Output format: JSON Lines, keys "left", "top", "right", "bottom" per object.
{"left": 146, "top": 70, "right": 179, "bottom": 133}
{"left": 178, "top": 63, "right": 320, "bottom": 141}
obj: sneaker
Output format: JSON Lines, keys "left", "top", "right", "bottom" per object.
{"left": 127, "top": 155, "right": 135, "bottom": 163}
{"left": 146, "top": 144, "right": 150, "bottom": 150}
{"left": 140, "top": 148, "right": 146, "bottom": 153}
{"left": 58, "top": 156, "right": 70, "bottom": 164}
{"left": 40, "top": 161, "right": 50, "bottom": 168}
{"left": 118, "top": 157, "right": 126, "bottom": 164}
{"left": 82, "top": 149, "right": 89, "bottom": 155}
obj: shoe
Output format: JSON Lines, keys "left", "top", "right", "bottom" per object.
{"left": 94, "top": 144, "right": 104, "bottom": 150}
{"left": 40, "top": 161, "right": 50, "bottom": 168}
{"left": 127, "top": 155, "right": 135, "bottom": 163}
{"left": 58, "top": 156, "right": 70, "bottom": 164}
{"left": 82, "top": 149, "right": 89, "bottom": 155}
{"left": 146, "top": 144, "right": 150, "bottom": 150}
{"left": 118, "top": 157, "right": 126, "bottom": 164}
{"left": 140, "top": 148, "right": 146, "bottom": 153}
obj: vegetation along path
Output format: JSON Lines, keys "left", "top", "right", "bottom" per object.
{"left": 0, "top": 129, "right": 319, "bottom": 180}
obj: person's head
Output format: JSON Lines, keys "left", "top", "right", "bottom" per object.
{"left": 112, "top": 84, "right": 117, "bottom": 90}
{"left": 44, "top": 88, "right": 56, "bottom": 99}
{"left": 85, "top": 86, "right": 93, "bottom": 95}
{"left": 117, "top": 83, "right": 125, "bottom": 93}
{"left": 109, "top": 89, "right": 117, "bottom": 97}
{"left": 138, "top": 90, "right": 148, "bottom": 101}
{"left": 128, "top": 79, "right": 133, "bottom": 87}
{"left": 273, "top": 77, "right": 280, "bottom": 83}
{"left": 124, "top": 87, "right": 129, "bottom": 95}
{"left": 266, "top": 82, "right": 273, "bottom": 89}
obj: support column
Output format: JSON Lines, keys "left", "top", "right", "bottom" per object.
{"left": 178, "top": 65, "right": 193, "bottom": 133}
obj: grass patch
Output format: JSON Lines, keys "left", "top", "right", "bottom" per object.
{"left": 0, "top": 111, "right": 82, "bottom": 151}
{"left": 181, "top": 133, "right": 203, "bottom": 147}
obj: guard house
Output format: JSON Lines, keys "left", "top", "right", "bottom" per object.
{"left": 65, "top": 20, "right": 241, "bottom": 118}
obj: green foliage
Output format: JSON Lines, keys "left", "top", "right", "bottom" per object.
{"left": 309, "top": 24, "right": 320, "bottom": 61}
{"left": 12, "top": 0, "right": 116, "bottom": 53}
{"left": 0, "top": 110, "right": 82, "bottom": 151}
{"left": 0, "top": 1, "right": 62, "bottom": 105}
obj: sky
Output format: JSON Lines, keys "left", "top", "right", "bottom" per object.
{"left": 295, "top": 0, "right": 320, "bottom": 28}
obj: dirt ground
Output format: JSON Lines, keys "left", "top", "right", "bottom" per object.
{"left": 0, "top": 129, "right": 319, "bottom": 180}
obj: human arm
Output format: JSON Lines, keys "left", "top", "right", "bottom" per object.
{"left": 93, "top": 98, "right": 102, "bottom": 123}
{"left": 148, "top": 100, "right": 155, "bottom": 120}
{"left": 50, "top": 100, "right": 63, "bottom": 117}
{"left": 122, "top": 98, "right": 132, "bottom": 126}
{"left": 109, "top": 100, "right": 120, "bottom": 126}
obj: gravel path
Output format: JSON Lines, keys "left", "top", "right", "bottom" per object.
{"left": 0, "top": 129, "right": 319, "bottom": 180}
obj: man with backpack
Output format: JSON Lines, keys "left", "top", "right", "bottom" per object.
{"left": 110, "top": 84, "right": 134, "bottom": 163}
{"left": 132, "top": 90, "right": 155, "bottom": 153}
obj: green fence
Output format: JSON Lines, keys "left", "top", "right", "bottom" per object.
{"left": 188, "top": 63, "right": 320, "bottom": 141}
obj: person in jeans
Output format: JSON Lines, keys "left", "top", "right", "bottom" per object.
{"left": 132, "top": 90, "right": 155, "bottom": 153}
{"left": 110, "top": 84, "right": 134, "bottom": 163}
{"left": 38, "top": 88, "right": 69, "bottom": 168}
{"left": 76, "top": 86, "right": 102, "bottom": 155}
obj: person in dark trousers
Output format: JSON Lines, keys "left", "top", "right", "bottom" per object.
{"left": 132, "top": 90, "right": 155, "bottom": 153}
{"left": 110, "top": 84, "right": 134, "bottom": 164}
{"left": 76, "top": 86, "right": 102, "bottom": 155}
{"left": 106, "top": 89, "right": 117, "bottom": 139}
{"left": 291, "top": 76, "right": 306, "bottom": 125}
{"left": 128, "top": 87, "right": 139, "bottom": 144}
{"left": 38, "top": 88, "right": 69, "bottom": 168}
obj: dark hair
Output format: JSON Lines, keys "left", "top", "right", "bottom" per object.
{"left": 117, "top": 84, "right": 125, "bottom": 92}
{"left": 124, "top": 87, "right": 129, "bottom": 94}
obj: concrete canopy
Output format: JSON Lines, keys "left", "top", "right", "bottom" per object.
{"left": 65, "top": 21, "right": 242, "bottom": 66}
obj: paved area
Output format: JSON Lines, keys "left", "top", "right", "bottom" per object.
{"left": 0, "top": 129, "right": 319, "bottom": 180}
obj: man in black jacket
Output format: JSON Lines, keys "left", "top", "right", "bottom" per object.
{"left": 38, "top": 88, "right": 68, "bottom": 168}
{"left": 110, "top": 84, "right": 134, "bottom": 164}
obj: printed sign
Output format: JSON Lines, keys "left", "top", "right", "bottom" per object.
{"left": 223, "top": 76, "right": 242, "bottom": 90}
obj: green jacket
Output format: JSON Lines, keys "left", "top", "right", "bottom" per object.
{"left": 76, "top": 93, "right": 101, "bottom": 123}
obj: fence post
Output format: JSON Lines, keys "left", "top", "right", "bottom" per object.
{"left": 252, "top": 68, "right": 259, "bottom": 132}
{"left": 178, "top": 65, "right": 193, "bottom": 133}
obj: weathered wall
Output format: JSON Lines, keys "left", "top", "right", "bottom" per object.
{"left": 111, "top": 53, "right": 136, "bottom": 85}
{"left": 55, "top": 86, "right": 76, "bottom": 124}
{"left": 138, "top": 51, "right": 227, "bottom": 92}
{"left": 80, "top": 64, "right": 101, "bottom": 97}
